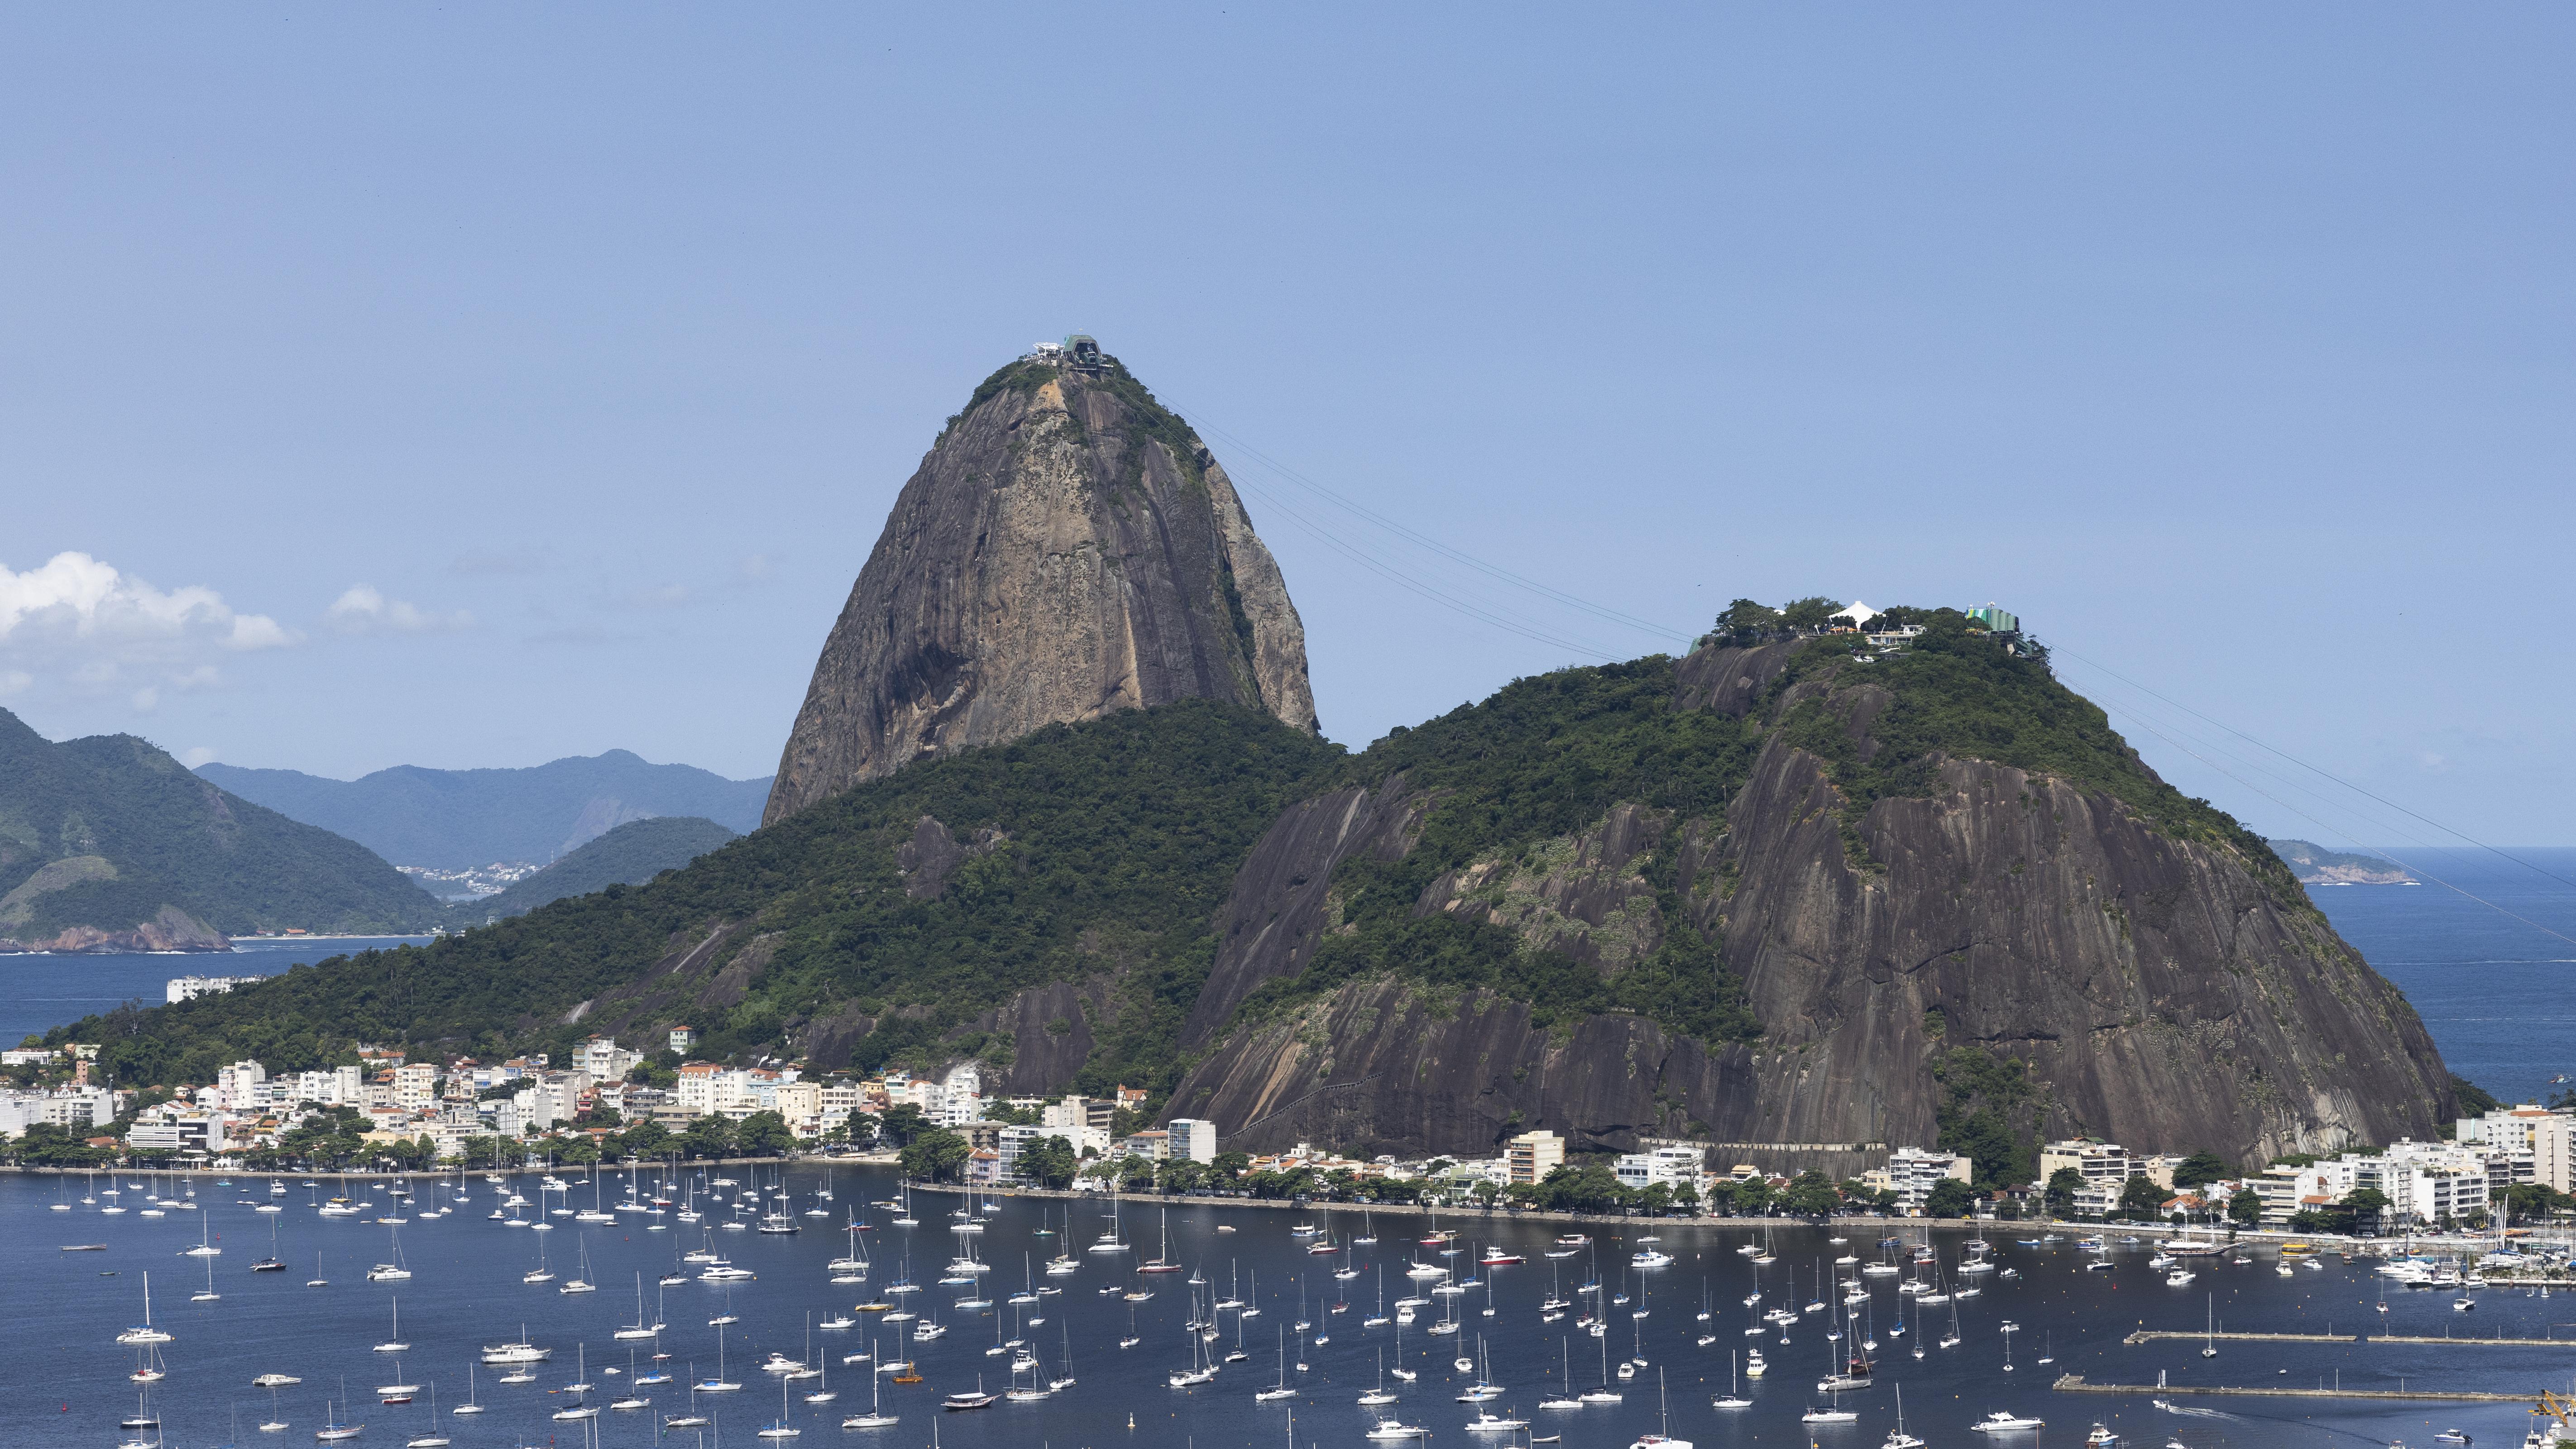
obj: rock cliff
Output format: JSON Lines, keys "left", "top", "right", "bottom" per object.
{"left": 1169, "top": 639, "right": 2452, "bottom": 1167}
{"left": 764, "top": 349, "right": 1317, "bottom": 824}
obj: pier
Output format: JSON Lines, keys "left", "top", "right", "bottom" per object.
{"left": 2373, "top": 1333, "right": 2576, "bottom": 1348}
{"left": 2052, "top": 1373, "right": 2532, "bottom": 1403}
{"left": 2124, "top": 1329, "right": 2356, "bottom": 1345}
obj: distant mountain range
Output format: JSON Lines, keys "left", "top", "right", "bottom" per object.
{"left": 447, "top": 816, "right": 737, "bottom": 926}
{"left": 0, "top": 707, "right": 441, "bottom": 951}
{"left": 199, "top": 751, "right": 771, "bottom": 870}
{"left": 2270, "top": 839, "right": 2417, "bottom": 886}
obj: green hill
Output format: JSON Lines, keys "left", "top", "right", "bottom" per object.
{"left": 46, "top": 612, "right": 2332, "bottom": 1113}
{"left": 0, "top": 708, "right": 441, "bottom": 949}
{"left": 45, "top": 607, "right": 2432, "bottom": 1173}
{"left": 449, "top": 816, "right": 738, "bottom": 925}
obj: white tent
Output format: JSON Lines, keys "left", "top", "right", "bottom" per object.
{"left": 1828, "top": 600, "right": 1879, "bottom": 629}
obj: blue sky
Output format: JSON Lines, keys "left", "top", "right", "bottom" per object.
{"left": 2, "top": 6, "right": 2568, "bottom": 846}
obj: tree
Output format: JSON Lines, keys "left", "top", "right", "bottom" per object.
{"left": 1783, "top": 1171, "right": 1841, "bottom": 1219}
{"left": 2045, "top": 1167, "right": 2084, "bottom": 1218}
{"left": 2227, "top": 1189, "right": 2264, "bottom": 1227}
{"left": 1924, "top": 1179, "right": 1977, "bottom": 1218}
{"left": 899, "top": 1129, "right": 971, "bottom": 1182}
{"left": 619, "top": 1119, "right": 672, "bottom": 1159}
{"left": 1213, "top": 1150, "right": 1251, "bottom": 1180}
{"left": 1779, "top": 596, "right": 1841, "bottom": 634}
{"left": 1714, "top": 599, "right": 1779, "bottom": 645}
{"left": 2170, "top": 1150, "right": 2230, "bottom": 1190}
{"left": 1672, "top": 1181, "right": 1700, "bottom": 1215}
{"left": 1017, "top": 1135, "right": 1078, "bottom": 1190}
{"left": 2116, "top": 1175, "right": 2166, "bottom": 1221}
{"left": 554, "top": 1135, "right": 602, "bottom": 1167}
{"left": 843, "top": 1109, "right": 880, "bottom": 1148}
{"left": 877, "top": 1103, "right": 929, "bottom": 1148}
{"left": 734, "top": 1110, "right": 795, "bottom": 1157}
{"left": 680, "top": 1114, "right": 735, "bottom": 1160}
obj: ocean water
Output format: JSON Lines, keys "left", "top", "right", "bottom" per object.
{"left": 6, "top": 1167, "right": 2567, "bottom": 1449}
{"left": 2305, "top": 846, "right": 2576, "bottom": 1109}
{"left": 0, "top": 937, "right": 429, "bottom": 1050}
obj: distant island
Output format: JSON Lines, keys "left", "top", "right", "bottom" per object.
{"left": 2270, "top": 839, "right": 2417, "bottom": 886}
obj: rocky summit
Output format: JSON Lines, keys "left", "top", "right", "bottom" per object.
{"left": 763, "top": 339, "right": 1317, "bottom": 825}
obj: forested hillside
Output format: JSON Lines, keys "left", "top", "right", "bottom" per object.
{"left": 0, "top": 708, "right": 440, "bottom": 947}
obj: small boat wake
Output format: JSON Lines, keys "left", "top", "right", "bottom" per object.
{"left": 2151, "top": 1397, "right": 2240, "bottom": 1420}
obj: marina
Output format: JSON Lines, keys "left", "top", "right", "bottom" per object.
{"left": 10, "top": 1165, "right": 2576, "bottom": 1448}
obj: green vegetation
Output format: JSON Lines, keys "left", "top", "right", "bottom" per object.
{"left": 449, "top": 816, "right": 737, "bottom": 925}
{"left": 1765, "top": 612, "right": 2285, "bottom": 887}
{"left": 0, "top": 707, "right": 439, "bottom": 937}
{"left": 54, "top": 701, "right": 1341, "bottom": 1092}
{"left": 1238, "top": 658, "right": 1765, "bottom": 1043}
{"left": 1932, "top": 1046, "right": 2044, "bottom": 1189}
{"left": 60, "top": 604, "right": 2299, "bottom": 1105}
{"left": 2449, "top": 1075, "right": 2500, "bottom": 1120}
{"left": 2169, "top": 1149, "right": 2231, "bottom": 1188}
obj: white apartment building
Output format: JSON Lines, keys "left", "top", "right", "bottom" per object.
{"left": 0, "top": 1086, "right": 116, "bottom": 1137}
{"left": 2535, "top": 1114, "right": 2576, "bottom": 1194}
{"left": 1614, "top": 1145, "right": 1704, "bottom": 1191}
{"left": 393, "top": 1063, "right": 440, "bottom": 1111}
{"left": 575, "top": 1037, "right": 641, "bottom": 1083}
{"left": 1877, "top": 1147, "right": 1973, "bottom": 1214}
{"left": 1167, "top": 1118, "right": 1218, "bottom": 1164}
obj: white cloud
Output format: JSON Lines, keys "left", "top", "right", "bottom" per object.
{"left": 0, "top": 670, "right": 28, "bottom": 697}
{"left": 327, "top": 584, "right": 474, "bottom": 635}
{"left": 132, "top": 686, "right": 158, "bottom": 712}
{"left": 0, "top": 551, "right": 295, "bottom": 662}
{"left": 181, "top": 745, "right": 218, "bottom": 767}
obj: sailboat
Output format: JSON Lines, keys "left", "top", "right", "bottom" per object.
{"left": 759, "top": 1370, "right": 804, "bottom": 1437}
{"left": 1537, "top": 1339, "right": 1580, "bottom": 1411}
{"left": 560, "top": 1239, "right": 599, "bottom": 1293}
{"left": 1361, "top": 1346, "right": 1403, "bottom": 1407}
{"left": 252, "top": 1216, "right": 287, "bottom": 1272}
{"left": 313, "top": 1384, "right": 363, "bottom": 1443}
{"left": 551, "top": 1345, "right": 600, "bottom": 1420}
{"left": 1580, "top": 1322, "right": 1623, "bottom": 1402}
{"left": 697, "top": 1321, "right": 743, "bottom": 1393}
{"left": 616, "top": 1272, "right": 660, "bottom": 1339}
{"left": 1713, "top": 1349, "right": 1751, "bottom": 1409}
{"left": 403, "top": 1384, "right": 450, "bottom": 1447}
{"left": 452, "top": 1363, "right": 484, "bottom": 1416}
{"left": 1880, "top": 1383, "right": 1923, "bottom": 1449}
{"left": 118, "top": 1272, "right": 173, "bottom": 1345}
{"left": 1257, "top": 1326, "right": 1297, "bottom": 1400}
{"left": 192, "top": 1248, "right": 220, "bottom": 1302}
{"left": 368, "top": 1225, "right": 412, "bottom": 1281}
{"left": 843, "top": 1336, "right": 899, "bottom": 1428}
{"left": 375, "top": 1297, "right": 409, "bottom": 1353}
{"left": 1628, "top": 1368, "right": 1690, "bottom": 1449}
{"left": 1140, "top": 1210, "right": 1185, "bottom": 1274}
{"left": 2203, "top": 1294, "right": 2218, "bottom": 1358}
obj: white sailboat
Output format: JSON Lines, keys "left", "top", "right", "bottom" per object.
{"left": 1713, "top": 1349, "right": 1751, "bottom": 1410}
{"left": 1628, "top": 1368, "right": 1690, "bottom": 1449}
{"left": 842, "top": 1337, "right": 899, "bottom": 1428}
{"left": 403, "top": 1384, "right": 450, "bottom": 1447}
{"left": 118, "top": 1272, "right": 174, "bottom": 1345}
{"left": 375, "top": 1297, "right": 409, "bottom": 1353}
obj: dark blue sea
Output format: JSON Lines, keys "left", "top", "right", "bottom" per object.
{"left": 4, "top": 1170, "right": 2569, "bottom": 1449}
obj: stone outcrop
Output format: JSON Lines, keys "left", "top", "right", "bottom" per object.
{"left": 764, "top": 349, "right": 1318, "bottom": 824}
{"left": 1169, "top": 642, "right": 2452, "bottom": 1166}
{"left": 0, "top": 902, "right": 230, "bottom": 954}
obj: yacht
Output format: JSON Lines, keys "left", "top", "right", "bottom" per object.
{"left": 1972, "top": 1409, "right": 2046, "bottom": 1432}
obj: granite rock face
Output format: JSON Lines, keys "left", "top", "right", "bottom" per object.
{"left": 1170, "top": 642, "right": 2452, "bottom": 1165}
{"left": 764, "top": 352, "right": 1317, "bottom": 824}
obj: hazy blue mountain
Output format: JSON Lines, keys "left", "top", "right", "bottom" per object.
{"left": 449, "top": 816, "right": 737, "bottom": 925}
{"left": 199, "top": 751, "right": 771, "bottom": 870}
